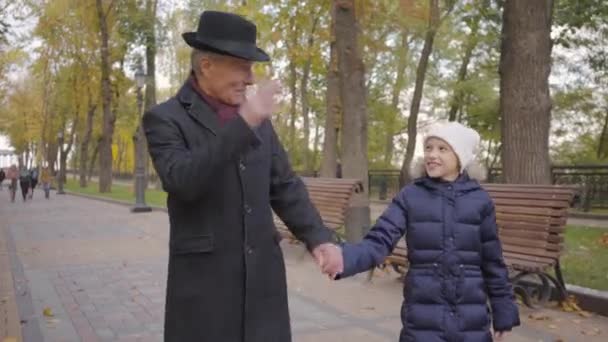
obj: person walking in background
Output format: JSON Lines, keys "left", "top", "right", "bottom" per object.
{"left": 29, "top": 167, "right": 39, "bottom": 199}
{"left": 18, "top": 167, "right": 31, "bottom": 202}
{"left": 0, "top": 167, "right": 5, "bottom": 190}
{"left": 40, "top": 166, "right": 52, "bottom": 199}
{"left": 7, "top": 164, "right": 18, "bottom": 202}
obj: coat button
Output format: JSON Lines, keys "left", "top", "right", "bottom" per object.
{"left": 239, "top": 161, "right": 246, "bottom": 171}
{"left": 246, "top": 246, "right": 254, "bottom": 254}
{"left": 244, "top": 204, "right": 252, "bottom": 214}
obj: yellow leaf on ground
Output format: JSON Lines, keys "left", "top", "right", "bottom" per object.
{"left": 548, "top": 324, "right": 557, "bottom": 329}
{"left": 599, "top": 233, "right": 608, "bottom": 246}
{"left": 3, "top": 338, "right": 18, "bottom": 342}
{"left": 43, "top": 307, "right": 54, "bottom": 317}
{"left": 578, "top": 310, "right": 593, "bottom": 318}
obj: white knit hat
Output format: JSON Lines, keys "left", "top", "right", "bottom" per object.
{"left": 424, "top": 121, "right": 481, "bottom": 172}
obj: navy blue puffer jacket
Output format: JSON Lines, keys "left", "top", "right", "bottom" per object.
{"left": 340, "top": 173, "right": 520, "bottom": 342}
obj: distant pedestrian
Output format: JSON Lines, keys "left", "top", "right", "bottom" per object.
{"left": 19, "top": 167, "right": 31, "bottom": 202}
{"left": 29, "top": 167, "right": 39, "bottom": 199}
{"left": 0, "top": 168, "right": 5, "bottom": 190}
{"left": 7, "top": 164, "right": 17, "bottom": 202}
{"left": 40, "top": 166, "right": 52, "bottom": 199}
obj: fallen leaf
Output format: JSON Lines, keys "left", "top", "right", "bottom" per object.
{"left": 599, "top": 233, "right": 608, "bottom": 246}
{"left": 578, "top": 310, "right": 593, "bottom": 318}
{"left": 3, "top": 338, "right": 18, "bottom": 342}
{"left": 548, "top": 324, "right": 557, "bottom": 329}
{"left": 43, "top": 307, "right": 54, "bottom": 317}
{"left": 528, "top": 313, "right": 551, "bottom": 321}
{"left": 572, "top": 319, "right": 582, "bottom": 324}
{"left": 560, "top": 295, "right": 583, "bottom": 313}
{"left": 581, "top": 328, "right": 601, "bottom": 336}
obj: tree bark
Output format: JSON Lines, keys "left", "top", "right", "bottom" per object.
{"left": 399, "top": 0, "right": 441, "bottom": 187}
{"left": 79, "top": 99, "right": 96, "bottom": 187}
{"left": 287, "top": 15, "right": 298, "bottom": 154}
{"left": 384, "top": 28, "right": 409, "bottom": 168}
{"left": 96, "top": 0, "right": 115, "bottom": 193}
{"left": 597, "top": 109, "right": 608, "bottom": 159}
{"left": 301, "top": 16, "right": 319, "bottom": 174}
{"left": 88, "top": 138, "right": 101, "bottom": 182}
{"left": 319, "top": 6, "right": 340, "bottom": 178}
{"left": 334, "top": 0, "right": 370, "bottom": 242}
{"left": 448, "top": 16, "right": 480, "bottom": 122}
{"left": 500, "top": 0, "right": 554, "bottom": 184}
{"left": 143, "top": 0, "right": 157, "bottom": 189}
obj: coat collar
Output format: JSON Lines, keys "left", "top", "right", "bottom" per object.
{"left": 176, "top": 80, "right": 220, "bottom": 135}
{"left": 414, "top": 172, "right": 481, "bottom": 194}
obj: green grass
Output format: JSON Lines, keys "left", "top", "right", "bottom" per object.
{"left": 561, "top": 225, "right": 608, "bottom": 291}
{"left": 64, "top": 178, "right": 167, "bottom": 207}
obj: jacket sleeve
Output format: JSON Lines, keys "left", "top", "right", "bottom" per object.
{"left": 143, "top": 108, "right": 259, "bottom": 202}
{"left": 268, "top": 123, "right": 335, "bottom": 251}
{"left": 480, "top": 201, "right": 521, "bottom": 332}
{"left": 338, "top": 188, "right": 408, "bottom": 278}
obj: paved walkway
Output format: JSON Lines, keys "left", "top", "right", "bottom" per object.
{"left": 1, "top": 192, "right": 607, "bottom": 341}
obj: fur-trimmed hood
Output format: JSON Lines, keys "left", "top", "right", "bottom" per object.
{"left": 409, "top": 157, "right": 487, "bottom": 181}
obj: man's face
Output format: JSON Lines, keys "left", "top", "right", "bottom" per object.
{"left": 199, "top": 54, "right": 254, "bottom": 106}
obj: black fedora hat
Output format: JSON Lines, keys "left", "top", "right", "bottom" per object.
{"left": 182, "top": 11, "right": 270, "bottom": 62}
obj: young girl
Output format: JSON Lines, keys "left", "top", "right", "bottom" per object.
{"left": 335, "top": 122, "right": 520, "bottom": 341}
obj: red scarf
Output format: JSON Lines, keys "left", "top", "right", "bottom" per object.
{"left": 189, "top": 73, "right": 240, "bottom": 126}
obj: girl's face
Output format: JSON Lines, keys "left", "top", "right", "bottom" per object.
{"left": 424, "top": 137, "right": 460, "bottom": 182}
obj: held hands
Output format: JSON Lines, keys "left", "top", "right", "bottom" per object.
{"left": 311, "top": 243, "right": 344, "bottom": 279}
{"left": 240, "top": 80, "right": 281, "bottom": 127}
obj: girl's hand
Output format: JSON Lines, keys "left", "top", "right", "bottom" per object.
{"left": 494, "top": 331, "right": 508, "bottom": 341}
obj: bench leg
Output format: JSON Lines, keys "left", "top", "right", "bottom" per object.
{"left": 510, "top": 271, "right": 552, "bottom": 309}
{"left": 551, "top": 261, "right": 568, "bottom": 302}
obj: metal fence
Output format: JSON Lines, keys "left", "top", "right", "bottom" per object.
{"left": 367, "top": 165, "right": 608, "bottom": 211}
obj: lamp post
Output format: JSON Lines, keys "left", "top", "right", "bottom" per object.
{"left": 57, "top": 132, "right": 65, "bottom": 195}
{"left": 132, "top": 62, "right": 152, "bottom": 213}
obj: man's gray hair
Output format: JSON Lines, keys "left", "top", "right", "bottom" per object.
{"left": 191, "top": 49, "right": 223, "bottom": 76}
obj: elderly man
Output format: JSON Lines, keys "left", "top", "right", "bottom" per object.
{"left": 143, "top": 10, "right": 342, "bottom": 342}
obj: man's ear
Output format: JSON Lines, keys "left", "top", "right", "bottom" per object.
{"left": 198, "top": 57, "right": 212, "bottom": 78}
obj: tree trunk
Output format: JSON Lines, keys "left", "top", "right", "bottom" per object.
{"left": 312, "top": 117, "right": 321, "bottom": 171}
{"left": 301, "top": 17, "right": 319, "bottom": 174}
{"left": 399, "top": 0, "right": 441, "bottom": 187}
{"left": 597, "top": 109, "right": 608, "bottom": 159}
{"left": 88, "top": 138, "right": 101, "bottom": 182}
{"left": 334, "top": 0, "right": 370, "bottom": 242}
{"left": 96, "top": 0, "right": 115, "bottom": 193}
{"left": 384, "top": 28, "right": 409, "bottom": 168}
{"left": 319, "top": 5, "right": 340, "bottom": 178}
{"left": 79, "top": 100, "right": 96, "bottom": 187}
{"left": 448, "top": 17, "right": 479, "bottom": 122}
{"left": 144, "top": 0, "right": 157, "bottom": 189}
{"left": 287, "top": 15, "right": 298, "bottom": 154}
{"left": 500, "top": 0, "right": 553, "bottom": 184}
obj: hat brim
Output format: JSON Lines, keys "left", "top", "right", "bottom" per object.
{"left": 182, "top": 32, "right": 270, "bottom": 62}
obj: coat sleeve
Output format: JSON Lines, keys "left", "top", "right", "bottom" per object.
{"left": 480, "top": 201, "right": 521, "bottom": 332}
{"left": 268, "top": 123, "right": 335, "bottom": 251}
{"left": 338, "top": 188, "right": 408, "bottom": 278}
{"left": 143, "top": 108, "right": 259, "bottom": 202}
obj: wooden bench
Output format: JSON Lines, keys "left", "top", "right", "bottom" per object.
{"left": 380, "top": 183, "right": 578, "bottom": 307}
{"left": 274, "top": 177, "right": 363, "bottom": 242}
